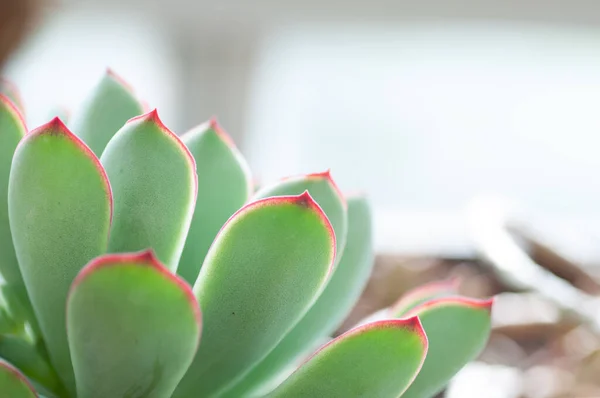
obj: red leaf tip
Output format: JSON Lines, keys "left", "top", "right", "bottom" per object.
{"left": 126, "top": 109, "right": 198, "bottom": 203}
{"left": 208, "top": 116, "right": 236, "bottom": 148}
{"left": 303, "top": 169, "right": 346, "bottom": 207}
{"left": 71, "top": 250, "right": 202, "bottom": 328}
{"left": 105, "top": 67, "right": 135, "bottom": 93}
{"left": 26, "top": 116, "right": 113, "bottom": 224}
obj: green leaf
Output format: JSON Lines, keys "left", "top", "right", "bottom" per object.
{"left": 177, "top": 119, "right": 252, "bottom": 284}
{"left": 0, "top": 79, "right": 25, "bottom": 116}
{"left": 100, "top": 110, "right": 197, "bottom": 271}
{"left": 399, "top": 297, "right": 493, "bottom": 398}
{"left": 0, "top": 335, "right": 64, "bottom": 396}
{"left": 67, "top": 250, "right": 201, "bottom": 398}
{"left": 226, "top": 194, "right": 374, "bottom": 396}
{"left": 254, "top": 170, "right": 347, "bottom": 260}
{"left": 8, "top": 118, "right": 112, "bottom": 394}
{"left": 70, "top": 69, "right": 144, "bottom": 156}
{"left": 267, "top": 318, "right": 428, "bottom": 398}
{"left": 0, "top": 358, "right": 38, "bottom": 398}
{"left": 390, "top": 278, "right": 460, "bottom": 317}
{"left": 0, "top": 95, "right": 26, "bottom": 292}
{"left": 173, "top": 192, "right": 336, "bottom": 398}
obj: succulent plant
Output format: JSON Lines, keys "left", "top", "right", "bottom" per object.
{"left": 0, "top": 71, "right": 494, "bottom": 398}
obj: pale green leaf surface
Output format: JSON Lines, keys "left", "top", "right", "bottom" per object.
{"left": 177, "top": 119, "right": 252, "bottom": 284}
{"left": 266, "top": 318, "right": 428, "bottom": 398}
{"left": 9, "top": 118, "right": 112, "bottom": 394}
{"left": 67, "top": 250, "right": 201, "bottom": 398}
{"left": 101, "top": 110, "right": 197, "bottom": 271}
{"left": 226, "top": 194, "right": 373, "bottom": 397}
{"left": 173, "top": 192, "right": 336, "bottom": 398}
{"left": 70, "top": 69, "right": 144, "bottom": 156}
{"left": 399, "top": 297, "right": 493, "bottom": 398}
{"left": 0, "top": 95, "right": 26, "bottom": 291}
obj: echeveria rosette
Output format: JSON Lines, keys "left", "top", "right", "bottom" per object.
{"left": 0, "top": 74, "right": 495, "bottom": 398}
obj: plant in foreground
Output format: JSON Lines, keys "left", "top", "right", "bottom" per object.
{"left": 0, "top": 71, "right": 493, "bottom": 398}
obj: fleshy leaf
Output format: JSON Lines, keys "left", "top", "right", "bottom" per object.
{"left": 254, "top": 170, "right": 348, "bottom": 260}
{"left": 100, "top": 110, "right": 197, "bottom": 271}
{"left": 67, "top": 250, "right": 201, "bottom": 398}
{"left": 390, "top": 278, "right": 460, "bottom": 317}
{"left": 0, "top": 95, "right": 26, "bottom": 295}
{"left": 177, "top": 119, "right": 252, "bottom": 284}
{"left": 399, "top": 297, "right": 493, "bottom": 398}
{"left": 173, "top": 192, "right": 336, "bottom": 397}
{"left": 0, "top": 335, "right": 64, "bottom": 396}
{"left": 0, "top": 359, "right": 38, "bottom": 398}
{"left": 226, "top": 194, "right": 374, "bottom": 396}
{"left": 267, "top": 318, "right": 428, "bottom": 398}
{"left": 70, "top": 69, "right": 144, "bottom": 156}
{"left": 0, "top": 79, "right": 25, "bottom": 116}
{"left": 8, "top": 118, "right": 112, "bottom": 394}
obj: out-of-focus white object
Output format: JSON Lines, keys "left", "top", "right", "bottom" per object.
{"left": 246, "top": 23, "right": 600, "bottom": 258}
{"left": 446, "top": 362, "right": 523, "bottom": 398}
{"left": 467, "top": 195, "right": 600, "bottom": 331}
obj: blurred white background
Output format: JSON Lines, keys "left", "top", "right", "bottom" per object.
{"left": 6, "top": 0, "right": 600, "bottom": 261}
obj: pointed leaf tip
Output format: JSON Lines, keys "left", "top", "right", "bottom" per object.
{"left": 207, "top": 117, "right": 237, "bottom": 148}
{"left": 280, "top": 191, "right": 336, "bottom": 272}
{"left": 105, "top": 67, "right": 135, "bottom": 93}
{"left": 26, "top": 117, "right": 113, "bottom": 217}
{"left": 125, "top": 109, "right": 198, "bottom": 200}
{"left": 284, "top": 170, "right": 346, "bottom": 208}
{"left": 72, "top": 250, "right": 201, "bottom": 325}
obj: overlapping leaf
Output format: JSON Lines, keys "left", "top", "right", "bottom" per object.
{"left": 67, "top": 250, "right": 201, "bottom": 398}
{"left": 71, "top": 69, "right": 144, "bottom": 156}
{"left": 0, "top": 95, "right": 26, "bottom": 299}
{"left": 9, "top": 118, "right": 112, "bottom": 394}
{"left": 398, "top": 297, "right": 493, "bottom": 398}
{"left": 177, "top": 119, "right": 252, "bottom": 284}
{"left": 173, "top": 192, "right": 336, "bottom": 397}
{"left": 101, "top": 110, "right": 197, "bottom": 271}
{"left": 227, "top": 194, "right": 372, "bottom": 396}
{"left": 267, "top": 318, "right": 428, "bottom": 398}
